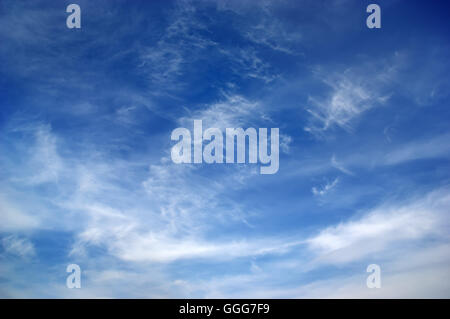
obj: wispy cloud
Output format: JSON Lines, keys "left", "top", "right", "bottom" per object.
{"left": 312, "top": 178, "right": 339, "bottom": 196}
{"left": 219, "top": 47, "right": 279, "bottom": 83}
{"left": 139, "top": 1, "right": 216, "bottom": 90}
{"left": 383, "top": 133, "right": 450, "bottom": 166}
{"left": 1, "top": 0, "right": 449, "bottom": 299}
{"left": 331, "top": 155, "right": 353, "bottom": 175}
{"left": 179, "top": 94, "right": 267, "bottom": 129}
{"left": 307, "top": 188, "right": 450, "bottom": 265}
{"left": 304, "top": 56, "right": 399, "bottom": 136}
{"left": 160, "top": 188, "right": 450, "bottom": 298}
{"left": 0, "top": 196, "right": 40, "bottom": 232}
{"left": 1, "top": 235, "right": 35, "bottom": 259}
{"left": 305, "top": 77, "right": 387, "bottom": 135}
{"left": 217, "top": 0, "right": 301, "bottom": 55}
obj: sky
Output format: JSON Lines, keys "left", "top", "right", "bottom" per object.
{"left": 0, "top": 0, "right": 450, "bottom": 298}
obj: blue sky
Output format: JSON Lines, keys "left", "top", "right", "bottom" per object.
{"left": 0, "top": 0, "right": 450, "bottom": 298}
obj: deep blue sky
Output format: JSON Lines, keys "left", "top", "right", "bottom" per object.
{"left": 0, "top": 0, "right": 450, "bottom": 297}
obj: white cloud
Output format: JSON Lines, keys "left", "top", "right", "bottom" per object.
{"left": 0, "top": 196, "right": 40, "bottom": 231}
{"left": 217, "top": 0, "right": 301, "bottom": 55}
{"left": 327, "top": 133, "right": 450, "bottom": 173}
{"left": 304, "top": 58, "right": 397, "bottom": 136}
{"left": 219, "top": 46, "right": 279, "bottom": 83}
{"left": 244, "top": 22, "right": 299, "bottom": 55}
{"left": 280, "top": 134, "right": 292, "bottom": 154}
{"left": 139, "top": 0, "right": 216, "bottom": 88}
{"left": 28, "top": 125, "right": 63, "bottom": 184}
{"left": 163, "top": 188, "right": 450, "bottom": 298}
{"left": 158, "top": 241, "right": 450, "bottom": 298}
{"left": 1, "top": 235, "right": 35, "bottom": 259}
{"left": 6, "top": 124, "right": 64, "bottom": 185}
{"left": 331, "top": 154, "right": 353, "bottom": 175}
{"left": 305, "top": 77, "right": 378, "bottom": 134}
{"left": 312, "top": 178, "right": 339, "bottom": 196}
{"left": 307, "top": 188, "right": 450, "bottom": 264}
{"left": 383, "top": 134, "right": 450, "bottom": 165}
{"left": 179, "top": 94, "right": 267, "bottom": 129}
{"left": 113, "top": 234, "right": 298, "bottom": 263}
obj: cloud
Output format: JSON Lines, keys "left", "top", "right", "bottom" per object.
{"left": 217, "top": 0, "right": 301, "bottom": 55}
{"left": 244, "top": 22, "right": 299, "bottom": 55}
{"left": 1, "top": 235, "right": 35, "bottom": 259}
{"left": 113, "top": 233, "right": 300, "bottom": 263}
{"left": 305, "top": 76, "right": 384, "bottom": 135}
{"left": 218, "top": 46, "right": 279, "bottom": 83}
{"left": 162, "top": 188, "right": 450, "bottom": 298}
{"left": 312, "top": 178, "right": 339, "bottom": 196}
{"left": 307, "top": 188, "right": 450, "bottom": 265}
{"left": 383, "top": 134, "right": 450, "bottom": 166}
{"left": 179, "top": 94, "right": 267, "bottom": 129}
{"left": 304, "top": 56, "right": 398, "bottom": 136}
{"left": 0, "top": 121, "right": 64, "bottom": 187}
{"left": 138, "top": 0, "right": 216, "bottom": 89}
{"left": 26, "top": 125, "right": 63, "bottom": 185}
{"left": 288, "top": 243, "right": 450, "bottom": 298}
{"left": 1, "top": 0, "right": 449, "bottom": 299}
{"left": 157, "top": 242, "right": 450, "bottom": 298}
{"left": 327, "top": 133, "right": 450, "bottom": 174}
{"left": 331, "top": 155, "right": 353, "bottom": 175}
{"left": 280, "top": 134, "right": 292, "bottom": 154}
{"left": 0, "top": 196, "right": 40, "bottom": 232}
